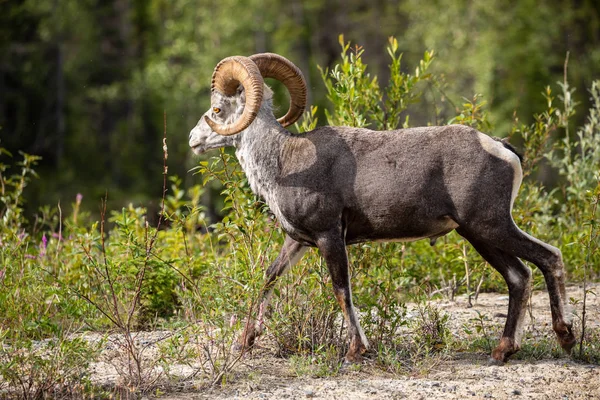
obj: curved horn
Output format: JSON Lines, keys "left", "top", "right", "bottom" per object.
{"left": 249, "top": 53, "right": 307, "bottom": 127}
{"left": 205, "top": 56, "right": 264, "bottom": 136}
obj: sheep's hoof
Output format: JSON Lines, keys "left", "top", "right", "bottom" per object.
{"left": 343, "top": 353, "right": 364, "bottom": 365}
{"left": 487, "top": 357, "right": 505, "bottom": 366}
{"left": 341, "top": 354, "right": 366, "bottom": 371}
{"left": 343, "top": 344, "right": 367, "bottom": 365}
{"left": 490, "top": 337, "right": 519, "bottom": 365}
{"left": 232, "top": 328, "right": 257, "bottom": 354}
{"left": 555, "top": 324, "right": 577, "bottom": 354}
{"left": 561, "top": 338, "right": 577, "bottom": 355}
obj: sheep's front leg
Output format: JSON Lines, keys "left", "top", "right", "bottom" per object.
{"left": 236, "top": 235, "right": 306, "bottom": 351}
{"left": 317, "top": 232, "right": 369, "bottom": 363}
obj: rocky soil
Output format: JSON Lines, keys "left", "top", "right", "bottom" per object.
{"left": 83, "top": 284, "right": 600, "bottom": 400}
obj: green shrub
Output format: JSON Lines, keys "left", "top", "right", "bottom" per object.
{"left": 0, "top": 149, "right": 101, "bottom": 397}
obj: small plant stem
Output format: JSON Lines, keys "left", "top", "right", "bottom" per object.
{"left": 55, "top": 201, "right": 62, "bottom": 263}
{"left": 128, "top": 113, "right": 169, "bottom": 324}
{"left": 474, "top": 272, "right": 485, "bottom": 302}
{"left": 527, "top": 289, "right": 537, "bottom": 335}
{"left": 0, "top": 169, "right": 4, "bottom": 196}
{"left": 150, "top": 251, "right": 198, "bottom": 290}
{"left": 477, "top": 312, "right": 492, "bottom": 354}
{"left": 451, "top": 273, "right": 457, "bottom": 302}
{"left": 463, "top": 244, "right": 472, "bottom": 307}
{"left": 182, "top": 221, "right": 191, "bottom": 258}
{"left": 563, "top": 51, "right": 570, "bottom": 139}
{"left": 100, "top": 193, "right": 124, "bottom": 328}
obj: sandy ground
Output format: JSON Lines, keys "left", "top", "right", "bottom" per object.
{"left": 179, "top": 359, "right": 599, "bottom": 400}
{"left": 83, "top": 284, "right": 600, "bottom": 400}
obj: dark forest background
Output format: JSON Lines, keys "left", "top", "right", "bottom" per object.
{"left": 2, "top": 0, "right": 599, "bottom": 218}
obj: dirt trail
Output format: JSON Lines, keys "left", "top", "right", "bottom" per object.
{"left": 92, "top": 285, "right": 600, "bottom": 399}
{"left": 186, "top": 358, "right": 599, "bottom": 399}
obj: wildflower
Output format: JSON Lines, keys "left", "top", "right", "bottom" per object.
{"left": 40, "top": 233, "right": 47, "bottom": 257}
{"left": 76, "top": 193, "right": 83, "bottom": 205}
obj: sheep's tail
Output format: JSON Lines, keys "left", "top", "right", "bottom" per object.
{"left": 497, "top": 137, "right": 523, "bottom": 163}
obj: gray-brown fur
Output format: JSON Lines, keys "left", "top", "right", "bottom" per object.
{"left": 189, "top": 61, "right": 576, "bottom": 364}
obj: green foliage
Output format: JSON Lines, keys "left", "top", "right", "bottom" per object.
{"left": 0, "top": 334, "right": 103, "bottom": 399}
{"left": 0, "top": 150, "right": 102, "bottom": 397}
{"left": 320, "top": 35, "right": 434, "bottom": 130}
{"left": 351, "top": 243, "right": 409, "bottom": 347}
{"left": 0, "top": 150, "right": 41, "bottom": 230}
{"left": 289, "top": 345, "right": 342, "bottom": 378}
{"left": 448, "top": 94, "right": 492, "bottom": 132}
{"left": 269, "top": 251, "right": 342, "bottom": 358}
{"left": 516, "top": 80, "right": 600, "bottom": 280}
{"left": 411, "top": 303, "right": 451, "bottom": 353}
{"left": 400, "top": 0, "right": 600, "bottom": 133}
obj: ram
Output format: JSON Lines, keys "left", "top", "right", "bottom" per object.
{"left": 188, "top": 53, "right": 575, "bottom": 364}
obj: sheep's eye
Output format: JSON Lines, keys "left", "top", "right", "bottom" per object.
{"left": 212, "top": 107, "right": 221, "bottom": 114}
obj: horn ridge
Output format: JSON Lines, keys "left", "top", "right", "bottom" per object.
{"left": 249, "top": 53, "right": 307, "bottom": 127}
{"left": 207, "top": 56, "right": 264, "bottom": 136}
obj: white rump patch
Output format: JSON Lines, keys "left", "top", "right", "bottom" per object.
{"left": 477, "top": 133, "right": 523, "bottom": 209}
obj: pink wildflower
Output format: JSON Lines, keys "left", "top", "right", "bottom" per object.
{"left": 40, "top": 233, "right": 47, "bottom": 257}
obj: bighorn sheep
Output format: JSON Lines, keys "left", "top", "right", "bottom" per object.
{"left": 188, "top": 53, "right": 576, "bottom": 364}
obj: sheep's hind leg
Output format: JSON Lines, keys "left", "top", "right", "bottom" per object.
{"left": 460, "top": 222, "right": 575, "bottom": 358}
{"left": 236, "top": 235, "right": 307, "bottom": 351}
{"left": 495, "top": 227, "right": 576, "bottom": 354}
{"left": 317, "top": 232, "right": 368, "bottom": 363}
{"left": 457, "top": 228, "right": 532, "bottom": 364}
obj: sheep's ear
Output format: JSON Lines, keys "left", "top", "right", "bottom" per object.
{"left": 233, "top": 84, "right": 247, "bottom": 117}
{"left": 236, "top": 84, "right": 246, "bottom": 105}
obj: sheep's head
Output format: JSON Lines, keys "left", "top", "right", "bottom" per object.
{"left": 189, "top": 53, "right": 307, "bottom": 155}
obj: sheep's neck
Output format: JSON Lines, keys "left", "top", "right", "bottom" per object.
{"left": 235, "top": 112, "right": 287, "bottom": 204}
